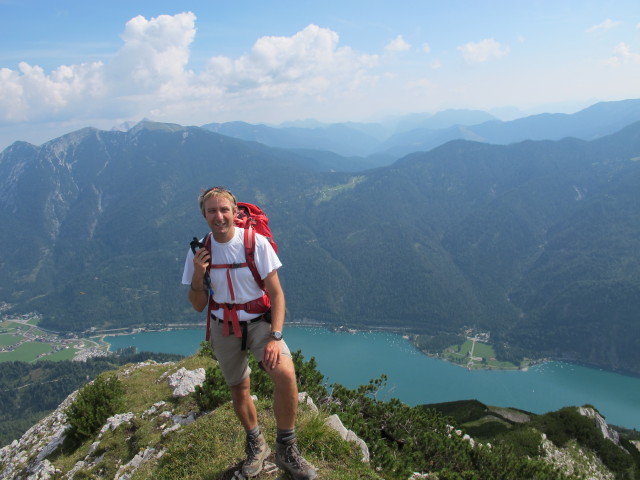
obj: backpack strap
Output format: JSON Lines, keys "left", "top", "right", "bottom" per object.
{"left": 203, "top": 227, "right": 268, "bottom": 342}
{"left": 203, "top": 233, "right": 215, "bottom": 341}
{"left": 244, "top": 226, "right": 265, "bottom": 290}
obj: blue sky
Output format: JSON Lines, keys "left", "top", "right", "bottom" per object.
{"left": 1, "top": 0, "right": 639, "bottom": 149}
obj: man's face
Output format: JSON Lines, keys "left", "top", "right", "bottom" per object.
{"left": 203, "top": 195, "right": 237, "bottom": 242}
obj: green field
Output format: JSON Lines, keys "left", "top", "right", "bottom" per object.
{"left": 0, "top": 334, "right": 21, "bottom": 347}
{"left": 444, "top": 339, "right": 518, "bottom": 370}
{"left": 43, "top": 347, "right": 78, "bottom": 361}
{"left": 0, "top": 321, "right": 22, "bottom": 331}
{"left": 0, "top": 342, "right": 52, "bottom": 362}
{"left": 0, "top": 317, "right": 92, "bottom": 362}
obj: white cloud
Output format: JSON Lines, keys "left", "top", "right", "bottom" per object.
{"left": 384, "top": 35, "right": 411, "bottom": 54}
{"left": 109, "top": 12, "right": 196, "bottom": 90}
{"left": 606, "top": 42, "right": 640, "bottom": 66}
{"left": 586, "top": 18, "right": 622, "bottom": 34}
{"left": 0, "top": 12, "right": 196, "bottom": 123}
{"left": 203, "top": 24, "right": 378, "bottom": 99}
{"left": 457, "top": 39, "right": 509, "bottom": 63}
{"left": 0, "top": 16, "right": 380, "bottom": 126}
{"left": 0, "top": 61, "right": 105, "bottom": 122}
{"left": 421, "top": 43, "right": 431, "bottom": 54}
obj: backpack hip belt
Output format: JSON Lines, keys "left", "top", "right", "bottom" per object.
{"left": 208, "top": 294, "right": 271, "bottom": 341}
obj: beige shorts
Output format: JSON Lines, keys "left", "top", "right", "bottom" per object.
{"left": 209, "top": 317, "right": 292, "bottom": 386}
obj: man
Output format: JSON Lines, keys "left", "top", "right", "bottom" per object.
{"left": 182, "top": 187, "right": 316, "bottom": 480}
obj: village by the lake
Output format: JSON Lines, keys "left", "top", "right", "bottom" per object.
{"left": 0, "top": 304, "right": 108, "bottom": 363}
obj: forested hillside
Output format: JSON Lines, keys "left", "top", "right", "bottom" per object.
{"left": 1, "top": 116, "right": 639, "bottom": 374}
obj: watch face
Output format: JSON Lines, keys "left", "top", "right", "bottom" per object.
{"left": 271, "top": 331, "right": 282, "bottom": 340}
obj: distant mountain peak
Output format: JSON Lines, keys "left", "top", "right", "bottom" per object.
{"left": 127, "top": 120, "right": 186, "bottom": 135}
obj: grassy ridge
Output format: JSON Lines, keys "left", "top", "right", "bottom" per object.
{"left": 5, "top": 347, "right": 640, "bottom": 479}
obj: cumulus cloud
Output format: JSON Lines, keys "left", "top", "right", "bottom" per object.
{"left": 0, "top": 61, "right": 105, "bottom": 122}
{"left": 457, "top": 39, "right": 509, "bottom": 63}
{"left": 205, "top": 24, "right": 378, "bottom": 98}
{"left": 586, "top": 18, "right": 622, "bottom": 33}
{"left": 606, "top": 42, "right": 640, "bottom": 66}
{"left": 0, "top": 12, "right": 197, "bottom": 123}
{"left": 384, "top": 35, "right": 411, "bottom": 54}
{"left": 109, "top": 13, "right": 196, "bottom": 90}
{"left": 0, "top": 15, "right": 379, "bottom": 125}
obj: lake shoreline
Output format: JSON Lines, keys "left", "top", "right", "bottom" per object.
{"left": 96, "top": 321, "right": 640, "bottom": 379}
{"left": 102, "top": 325, "right": 640, "bottom": 430}
{"left": 97, "top": 321, "right": 542, "bottom": 373}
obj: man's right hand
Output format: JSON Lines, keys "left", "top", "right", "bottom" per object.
{"left": 188, "top": 248, "right": 211, "bottom": 312}
{"left": 192, "top": 247, "right": 211, "bottom": 277}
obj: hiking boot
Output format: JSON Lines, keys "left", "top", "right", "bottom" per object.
{"left": 242, "top": 433, "right": 271, "bottom": 478}
{"left": 275, "top": 439, "right": 317, "bottom": 480}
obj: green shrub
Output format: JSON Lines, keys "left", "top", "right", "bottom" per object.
{"left": 64, "top": 374, "right": 125, "bottom": 441}
{"left": 326, "top": 376, "right": 575, "bottom": 480}
{"left": 493, "top": 426, "right": 544, "bottom": 458}
{"left": 194, "top": 365, "right": 231, "bottom": 411}
{"left": 197, "top": 340, "right": 215, "bottom": 359}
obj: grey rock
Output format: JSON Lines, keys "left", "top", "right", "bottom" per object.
{"left": 99, "top": 412, "right": 135, "bottom": 436}
{"left": 298, "top": 392, "right": 319, "bottom": 413}
{"left": 167, "top": 367, "right": 206, "bottom": 397}
{"left": 578, "top": 407, "right": 621, "bottom": 446}
{"left": 324, "top": 414, "right": 370, "bottom": 462}
{"left": 172, "top": 412, "right": 198, "bottom": 426}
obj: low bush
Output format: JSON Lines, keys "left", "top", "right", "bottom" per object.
{"left": 64, "top": 374, "right": 125, "bottom": 442}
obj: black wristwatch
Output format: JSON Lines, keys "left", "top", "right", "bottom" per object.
{"left": 270, "top": 331, "right": 283, "bottom": 341}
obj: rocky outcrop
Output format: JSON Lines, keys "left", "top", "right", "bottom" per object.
{"left": 167, "top": 367, "right": 206, "bottom": 397}
{"left": 0, "top": 390, "right": 76, "bottom": 479}
{"left": 324, "top": 414, "right": 370, "bottom": 462}
{"left": 540, "top": 432, "right": 614, "bottom": 480}
{"left": 0, "top": 363, "right": 203, "bottom": 479}
{"left": 578, "top": 407, "right": 621, "bottom": 446}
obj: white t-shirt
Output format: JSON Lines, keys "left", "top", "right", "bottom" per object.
{"left": 182, "top": 227, "right": 282, "bottom": 321}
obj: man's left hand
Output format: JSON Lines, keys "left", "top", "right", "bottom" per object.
{"left": 263, "top": 339, "right": 282, "bottom": 370}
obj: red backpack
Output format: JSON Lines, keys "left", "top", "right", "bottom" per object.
{"left": 199, "top": 202, "right": 278, "bottom": 345}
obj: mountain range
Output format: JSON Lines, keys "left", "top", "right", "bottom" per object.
{"left": 1, "top": 99, "right": 640, "bottom": 374}
{"left": 202, "top": 98, "right": 640, "bottom": 161}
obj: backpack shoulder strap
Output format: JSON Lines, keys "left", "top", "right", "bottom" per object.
{"left": 203, "top": 232, "right": 216, "bottom": 341}
{"left": 202, "top": 233, "right": 213, "bottom": 286}
{"left": 244, "top": 227, "right": 265, "bottom": 291}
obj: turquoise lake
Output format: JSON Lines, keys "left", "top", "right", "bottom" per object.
{"left": 105, "top": 327, "right": 640, "bottom": 430}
